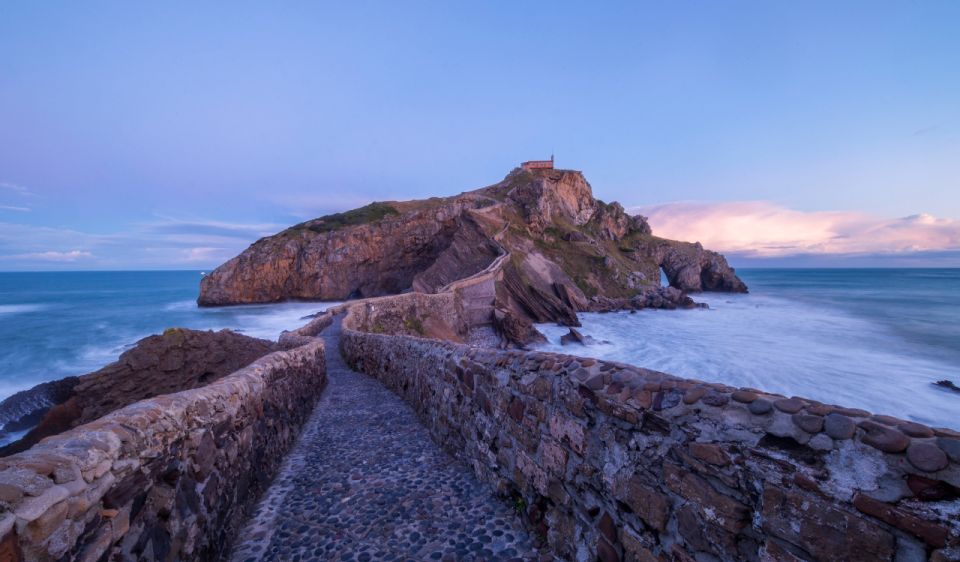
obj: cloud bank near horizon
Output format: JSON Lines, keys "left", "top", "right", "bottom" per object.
{"left": 0, "top": 217, "right": 285, "bottom": 270}
{"left": 629, "top": 201, "right": 960, "bottom": 264}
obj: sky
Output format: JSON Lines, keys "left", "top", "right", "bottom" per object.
{"left": 1, "top": 1, "right": 958, "bottom": 270}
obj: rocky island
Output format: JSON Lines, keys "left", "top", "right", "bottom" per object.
{"left": 198, "top": 167, "right": 746, "bottom": 345}
{"left": 0, "top": 167, "right": 957, "bottom": 562}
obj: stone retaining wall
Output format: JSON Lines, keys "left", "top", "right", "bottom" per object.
{"left": 0, "top": 340, "right": 326, "bottom": 562}
{"left": 303, "top": 292, "right": 467, "bottom": 342}
{"left": 340, "top": 326, "right": 960, "bottom": 561}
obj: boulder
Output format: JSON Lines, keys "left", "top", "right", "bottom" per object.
{"left": 560, "top": 329, "right": 589, "bottom": 346}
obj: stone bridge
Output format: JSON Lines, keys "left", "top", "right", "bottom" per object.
{"left": 1, "top": 288, "right": 958, "bottom": 561}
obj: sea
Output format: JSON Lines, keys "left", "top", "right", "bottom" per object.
{"left": 0, "top": 271, "right": 339, "bottom": 402}
{"left": 0, "top": 269, "right": 957, "bottom": 429}
{"left": 537, "top": 268, "right": 960, "bottom": 429}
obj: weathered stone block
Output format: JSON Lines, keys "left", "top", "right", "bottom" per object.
{"left": 14, "top": 484, "right": 70, "bottom": 522}
{"left": 852, "top": 493, "right": 948, "bottom": 548}
{"left": 665, "top": 463, "right": 748, "bottom": 533}
{"left": 620, "top": 527, "right": 659, "bottom": 562}
{"left": 824, "top": 413, "right": 856, "bottom": 440}
{"left": 0, "top": 530, "right": 22, "bottom": 562}
{"left": 906, "top": 442, "right": 949, "bottom": 473}
{"left": 549, "top": 415, "right": 586, "bottom": 455}
{"left": 623, "top": 476, "right": 670, "bottom": 532}
{"left": 858, "top": 420, "right": 909, "bottom": 453}
{"left": 539, "top": 439, "right": 568, "bottom": 477}
{"left": 516, "top": 451, "right": 548, "bottom": 495}
{"left": 597, "top": 537, "right": 620, "bottom": 562}
{"left": 689, "top": 442, "right": 730, "bottom": 467}
{"left": 749, "top": 398, "right": 773, "bottom": 415}
{"left": 773, "top": 398, "right": 804, "bottom": 414}
{"left": 23, "top": 498, "right": 68, "bottom": 543}
{"left": 762, "top": 485, "right": 895, "bottom": 561}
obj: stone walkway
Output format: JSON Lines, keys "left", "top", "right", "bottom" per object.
{"left": 229, "top": 318, "right": 540, "bottom": 562}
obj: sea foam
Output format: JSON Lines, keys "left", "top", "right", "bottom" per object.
{"left": 0, "top": 304, "right": 47, "bottom": 316}
{"left": 536, "top": 292, "right": 959, "bottom": 429}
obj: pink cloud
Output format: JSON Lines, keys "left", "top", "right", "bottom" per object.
{"left": 629, "top": 201, "right": 960, "bottom": 257}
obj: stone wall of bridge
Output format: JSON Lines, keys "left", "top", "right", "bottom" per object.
{"left": 0, "top": 340, "right": 326, "bottom": 562}
{"left": 340, "top": 321, "right": 960, "bottom": 562}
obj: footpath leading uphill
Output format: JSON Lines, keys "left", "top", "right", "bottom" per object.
{"left": 229, "top": 317, "right": 542, "bottom": 562}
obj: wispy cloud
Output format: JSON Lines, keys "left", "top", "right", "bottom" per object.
{"left": 146, "top": 215, "right": 284, "bottom": 237}
{"left": 912, "top": 125, "right": 940, "bottom": 137}
{"left": 630, "top": 201, "right": 960, "bottom": 258}
{"left": 180, "top": 247, "right": 231, "bottom": 262}
{"left": 0, "top": 182, "right": 34, "bottom": 213}
{"left": 0, "top": 182, "right": 32, "bottom": 196}
{"left": 0, "top": 250, "right": 93, "bottom": 262}
{"left": 0, "top": 215, "right": 284, "bottom": 269}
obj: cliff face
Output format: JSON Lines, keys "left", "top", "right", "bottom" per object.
{"left": 199, "top": 168, "right": 746, "bottom": 342}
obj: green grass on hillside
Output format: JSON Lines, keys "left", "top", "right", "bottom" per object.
{"left": 292, "top": 202, "right": 400, "bottom": 234}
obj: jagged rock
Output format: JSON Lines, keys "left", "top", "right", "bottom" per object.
{"left": 505, "top": 168, "right": 597, "bottom": 231}
{"left": 0, "top": 328, "right": 273, "bottom": 456}
{"left": 0, "top": 377, "right": 79, "bottom": 442}
{"left": 498, "top": 259, "right": 582, "bottom": 327}
{"left": 493, "top": 308, "right": 546, "bottom": 349}
{"left": 588, "top": 286, "right": 702, "bottom": 313}
{"left": 934, "top": 379, "right": 960, "bottom": 393}
{"left": 655, "top": 241, "right": 748, "bottom": 293}
{"left": 560, "top": 329, "right": 589, "bottom": 346}
{"left": 563, "top": 230, "right": 589, "bottom": 242}
{"left": 411, "top": 214, "right": 501, "bottom": 293}
{"left": 199, "top": 167, "right": 747, "bottom": 345}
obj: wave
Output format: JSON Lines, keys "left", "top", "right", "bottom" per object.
{"left": 535, "top": 293, "right": 959, "bottom": 429}
{"left": 192, "top": 301, "right": 344, "bottom": 340}
{"left": 0, "top": 304, "right": 47, "bottom": 316}
{"left": 163, "top": 300, "right": 198, "bottom": 312}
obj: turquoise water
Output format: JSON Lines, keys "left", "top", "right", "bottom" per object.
{"left": 537, "top": 268, "right": 960, "bottom": 429}
{"left": 0, "top": 271, "right": 338, "bottom": 400}
{"left": 1, "top": 269, "right": 958, "bottom": 429}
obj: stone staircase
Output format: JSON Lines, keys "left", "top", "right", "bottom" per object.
{"left": 458, "top": 277, "right": 496, "bottom": 328}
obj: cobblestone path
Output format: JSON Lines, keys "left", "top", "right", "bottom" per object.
{"left": 230, "top": 318, "right": 540, "bottom": 562}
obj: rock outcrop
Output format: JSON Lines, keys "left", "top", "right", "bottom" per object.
{"left": 199, "top": 167, "right": 747, "bottom": 345}
{"left": 0, "top": 328, "right": 273, "bottom": 456}
{"left": 0, "top": 377, "right": 78, "bottom": 445}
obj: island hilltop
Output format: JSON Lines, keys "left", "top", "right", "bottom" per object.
{"left": 199, "top": 165, "right": 746, "bottom": 345}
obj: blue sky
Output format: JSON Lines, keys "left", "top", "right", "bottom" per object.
{"left": 1, "top": 1, "right": 958, "bottom": 269}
